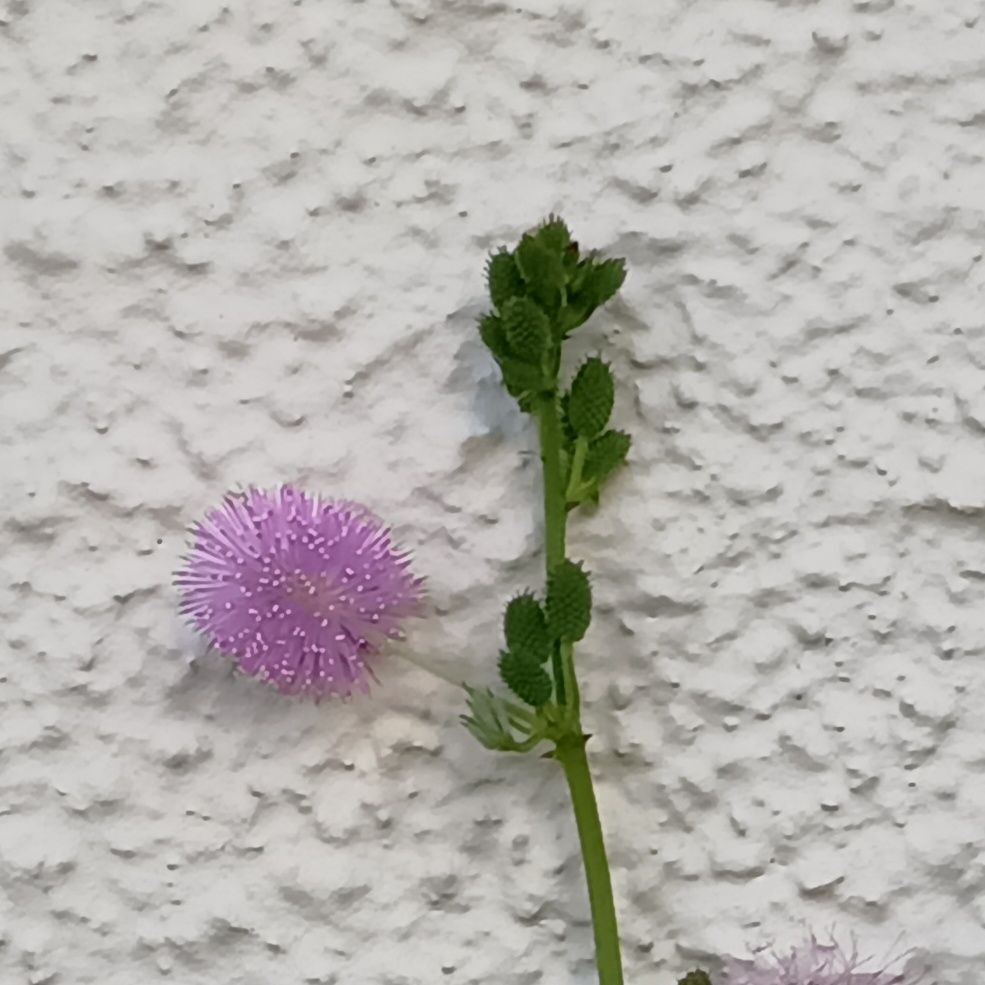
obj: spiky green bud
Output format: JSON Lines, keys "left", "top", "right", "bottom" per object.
{"left": 498, "top": 356, "right": 546, "bottom": 403}
{"left": 533, "top": 214, "right": 572, "bottom": 254}
{"left": 480, "top": 310, "right": 547, "bottom": 408}
{"left": 504, "top": 593, "right": 550, "bottom": 663}
{"left": 584, "top": 429, "right": 631, "bottom": 487}
{"left": 546, "top": 560, "right": 592, "bottom": 642}
{"left": 478, "top": 312, "right": 510, "bottom": 360}
{"left": 515, "top": 233, "right": 566, "bottom": 313}
{"left": 502, "top": 296, "right": 551, "bottom": 364}
{"left": 568, "top": 357, "right": 614, "bottom": 438}
{"left": 558, "top": 254, "right": 627, "bottom": 335}
{"left": 677, "top": 972, "right": 712, "bottom": 985}
{"left": 579, "top": 256, "right": 626, "bottom": 308}
{"left": 498, "top": 651, "right": 553, "bottom": 707}
{"left": 486, "top": 250, "right": 525, "bottom": 310}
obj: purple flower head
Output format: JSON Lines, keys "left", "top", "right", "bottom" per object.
{"left": 175, "top": 485, "right": 425, "bottom": 698}
{"left": 724, "top": 935, "right": 911, "bottom": 985}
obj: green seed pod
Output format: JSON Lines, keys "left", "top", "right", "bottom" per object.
{"left": 504, "top": 593, "right": 550, "bottom": 663}
{"left": 546, "top": 560, "right": 592, "bottom": 642}
{"left": 578, "top": 256, "right": 626, "bottom": 309}
{"left": 584, "top": 429, "right": 631, "bottom": 486}
{"left": 677, "top": 972, "right": 713, "bottom": 985}
{"left": 515, "top": 234, "right": 566, "bottom": 313}
{"left": 501, "top": 297, "right": 551, "bottom": 364}
{"left": 568, "top": 357, "right": 614, "bottom": 438}
{"left": 533, "top": 214, "right": 572, "bottom": 254}
{"left": 486, "top": 250, "right": 525, "bottom": 310}
{"left": 478, "top": 312, "right": 510, "bottom": 360}
{"left": 498, "top": 356, "right": 545, "bottom": 403}
{"left": 558, "top": 255, "right": 627, "bottom": 336}
{"left": 498, "top": 651, "right": 553, "bottom": 707}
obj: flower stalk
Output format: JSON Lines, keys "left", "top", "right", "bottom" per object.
{"left": 556, "top": 736, "right": 623, "bottom": 985}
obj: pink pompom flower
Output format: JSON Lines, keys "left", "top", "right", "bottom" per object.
{"left": 175, "top": 485, "right": 425, "bottom": 698}
{"left": 724, "top": 934, "right": 911, "bottom": 985}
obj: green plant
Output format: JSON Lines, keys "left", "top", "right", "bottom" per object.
{"left": 462, "top": 216, "right": 631, "bottom": 985}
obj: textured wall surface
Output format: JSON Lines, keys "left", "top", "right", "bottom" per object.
{"left": 3, "top": 1, "right": 985, "bottom": 983}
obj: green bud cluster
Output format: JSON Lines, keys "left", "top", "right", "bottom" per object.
{"left": 498, "top": 593, "right": 551, "bottom": 706}
{"left": 468, "top": 216, "right": 626, "bottom": 728}
{"left": 464, "top": 216, "right": 642, "bottom": 985}
{"left": 477, "top": 214, "right": 627, "bottom": 412}
{"left": 497, "top": 567, "right": 592, "bottom": 706}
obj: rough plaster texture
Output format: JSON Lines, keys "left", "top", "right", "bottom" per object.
{"left": 2, "top": 0, "right": 985, "bottom": 983}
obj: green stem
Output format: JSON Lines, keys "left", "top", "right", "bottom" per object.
{"left": 538, "top": 395, "right": 569, "bottom": 705}
{"left": 536, "top": 392, "right": 622, "bottom": 985}
{"left": 556, "top": 738, "right": 624, "bottom": 985}
{"left": 560, "top": 640, "right": 580, "bottom": 723}
{"left": 537, "top": 394, "right": 567, "bottom": 569}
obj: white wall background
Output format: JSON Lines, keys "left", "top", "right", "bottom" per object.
{"left": 3, "top": 1, "right": 985, "bottom": 982}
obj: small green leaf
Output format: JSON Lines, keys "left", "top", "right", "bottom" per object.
{"left": 546, "top": 560, "right": 592, "bottom": 642}
{"left": 478, "top": 312, "right": 510, "bottom": 360}
{"left": 504, "top": 593, "right": 550, "bottom": 663}
{"left": 502, "top": 296, "right": 551, "bottom": 364}
{"left": 568, "top": 357, "right": 614, "bottom": 438}
{"left": 486, "top": 250, "right": 525, "bottom": 310}
{"left": 498, "top": 651, "right": 553, "bottom": 707}
{"left": 583, "top": 429, "right": 631, "bottom": 487}
{"left": 461, "top": 686, "right": 533, "bottom": 750}
{"left": 515, "top": 234, "right": 566, "bottom": 312}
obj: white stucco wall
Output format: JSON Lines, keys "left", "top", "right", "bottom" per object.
{"left": 3, "top": 1, "right": 985, "bottom": 982}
